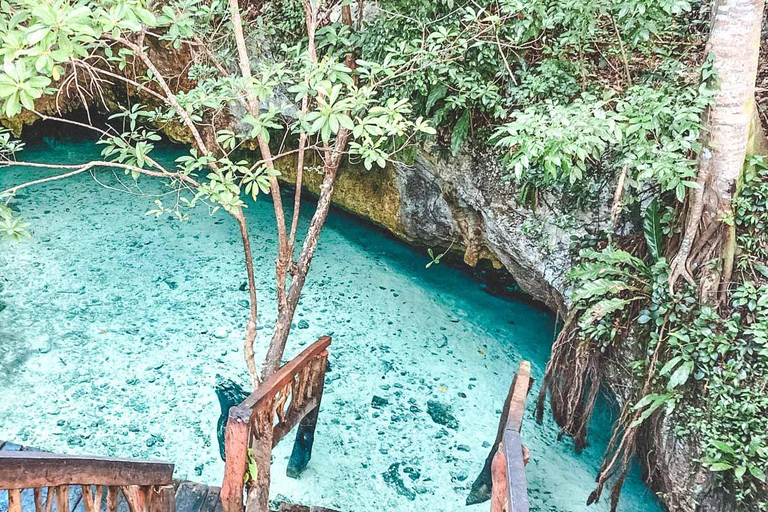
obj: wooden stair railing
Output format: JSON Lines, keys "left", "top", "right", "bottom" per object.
{"left": 0, "top": 451, "right": 175, "bottom": 512}
{"left": 220, "top": 336, "right": 331, "bottom": 512}
{"left": 467, "top": 360, "right": 532, "bottom": 512}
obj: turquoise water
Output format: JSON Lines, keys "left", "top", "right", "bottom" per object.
{"left": 0, "top": 139, "right": 661, "bottom": 512}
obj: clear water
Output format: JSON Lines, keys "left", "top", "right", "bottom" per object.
{"left": 0, "top": 139, "right": 661, "bottom": 512}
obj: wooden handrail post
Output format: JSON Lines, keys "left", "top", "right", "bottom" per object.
{"left": 287, "top": 350, "right": 328, "bottom": 478}
{"left": 219, "top": 337, "right": 332, "bottom": 512}
{"left": 245, "top": 431, "right": 273, "bottom": 512}
{"left": 150, "top": 485, "right": 175, "bottom": 512}
{"left": 220, "top": 406, "right": 250, "bottom": 512}
{"left": 490, "top": 443, "right": 508, "bottom": 512}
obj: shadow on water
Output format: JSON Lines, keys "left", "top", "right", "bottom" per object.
{"left": 0, "top": 331, "right": 31, "bottom": 382}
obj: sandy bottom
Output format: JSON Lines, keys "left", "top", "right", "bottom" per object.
{"left": 0, "top": 139, "right": 661, "bottom": 512}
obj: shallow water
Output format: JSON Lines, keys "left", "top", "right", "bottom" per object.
{"left": 0, "top": 139, "right": 661, "bottom": 512}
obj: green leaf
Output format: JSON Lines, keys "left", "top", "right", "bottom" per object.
{"left": 425, "top": 84, "right": 447, "bottom": 114}
{"left": 710, "top": 440, "right": 737, "bottom": 456}
{"left": 451, "top": 110, "right": 470, "bottom": 156}
{"left": 578, "top": 297, "right": 630, "bottom": 329}
{"left": 659, "top": 356, "right": 682, "bottom": 376}
{"left": 667, "top": 361, "right": 693, "bottom": 389}
{"left": 749, "top": 465, "right": 766, "bottom": 482}
{"left": 708, "top": 462, "right": 734, "bottom": 472}
{"left": 643, "top": 198, "right": 664, "bottom": 260}
{"left": 572, "top": 278, "right": 631, "bottom": 303}
{"left": 629, "top": 393, "right": 668, "bottom": 428}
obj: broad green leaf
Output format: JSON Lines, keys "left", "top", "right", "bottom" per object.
{"left": 425, "top": 84, "right": 447, "bottom": 114}
{"left": 667, "top": 361, "right": 693, "bottom": 389}
{"left": 643, "top": 198, "right": 664, "bottom": 260}
{"left": 451, "top": 109, "right": 470, "bottom": 156}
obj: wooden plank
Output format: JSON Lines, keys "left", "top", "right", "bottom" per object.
{"left": 9, "top": 489, "right": 22, "bottom": 512}
{"left": 0, "top": 453, "right": 174, "bottom": 489}
{"left": 149, "top": 485, "right": 174, "bottom": 512}
{"left": 82, "top": 486, "right": 96, "bottom": 512}
{"left": 502, "top": 430, "right": 529, "bottom": 512}
{"left": 122, "top": 486, "right": 149, "bottom": 512}
{"left": 44, "top": 487, "right": 55, "bottom": 512}
{"left": 507, "top": 361, "right": 531, "bottom": 433}
{"left": 105, "top": 487, "right": 119, "bottom": 512}
{"left": 239, "top": 337, "right": 331, "bottom": 410}
{"left": 34, "top": 487, "right": 44, "bottom": 512}
{"left": 56, "top": 485, "right": 70, "bottom": 512}
{"left": 93, "top": 486, "right": 104, "bottom": 512}
{"left": 490, "top": 445, "right": 507, "bottom": 512}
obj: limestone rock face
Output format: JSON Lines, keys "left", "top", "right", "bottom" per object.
{"left": 287, "top": 144, "right": 592, "bottom": 315}
{"left": 399, "top": 147, "right": 581, "bottom": 316}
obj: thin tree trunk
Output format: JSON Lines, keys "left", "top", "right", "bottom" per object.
{"left": 668, "top": 0, "right": 764, "bottom": 298}
{"left": 228, "top": 0, "right": 293, "bottom": 385}
{"left": 262, "top": 131, "right": 350, "bottom": 379}
{"left": 234, "top": 209, "right": 261, "bottom": 389}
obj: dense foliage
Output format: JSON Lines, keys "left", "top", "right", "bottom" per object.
{"left": 568, "top": 158, "right": 768, "bottom": 508}
{"left": 0, "top": 0, "right": 434, "bottom": 231}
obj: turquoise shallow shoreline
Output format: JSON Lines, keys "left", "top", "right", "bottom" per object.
{"left": 0, "top": 138, "right": 662, "bottom": 512}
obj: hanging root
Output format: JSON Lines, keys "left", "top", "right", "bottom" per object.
{"left": 538, "top": 308, "right": 668, "bottom": 512}
{"left": 536, "top": 314, "right": 602, "bottom": 452}
{"left": 587, "top": 317, "right": 667, "bottom": 511}
{"left": 668, "top": 154, "right": 713, "bottom": 293}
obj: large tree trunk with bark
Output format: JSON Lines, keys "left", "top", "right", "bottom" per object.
{"left": 668, "top": 0, "right": 764, "bottom": 299}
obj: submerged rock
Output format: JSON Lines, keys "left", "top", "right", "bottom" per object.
{"left": 371, "top": 396, "right": 389, "bottom": 409}
{"left": 215, "top": 375, "right": 250, "bottom": 461}
{"left": 427, "top": 400, "right": 458, "bottom": 430}
{"left": 382, "top": 462, "right": 416, "bottom": 501}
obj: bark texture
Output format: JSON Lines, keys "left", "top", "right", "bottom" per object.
{"left": 669, "top": 0, "right": 764, "bottom": 296}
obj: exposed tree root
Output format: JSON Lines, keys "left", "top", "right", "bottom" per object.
{"left": 537, "top": 300, "right": 667, "bottom": 512}
{"left": 536, "top": 314, "right": 602, "bottom": 453}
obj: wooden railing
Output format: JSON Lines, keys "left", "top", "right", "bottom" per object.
{"left": 220, "top": 336, "right": 331, "bottom": 512}
{"left": 468, "top": 360, "right": 532, "bottom": 512}
{"left": 0, "top": 451, "right": 175, "bottom": 512}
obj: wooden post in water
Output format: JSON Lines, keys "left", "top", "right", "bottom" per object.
{"left": 468, "top": 360, "right": 532, "bottom": 511}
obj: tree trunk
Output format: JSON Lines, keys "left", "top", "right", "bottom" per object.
{"left": 261, "top": 133, "right": 349, "bottom": 379}
{"left": 668, "top": 0, "right": 764, "bottom": 298}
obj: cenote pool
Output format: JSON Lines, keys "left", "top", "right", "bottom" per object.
{"left": 0, "top": 138, "right": 661, "bottom": 512}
